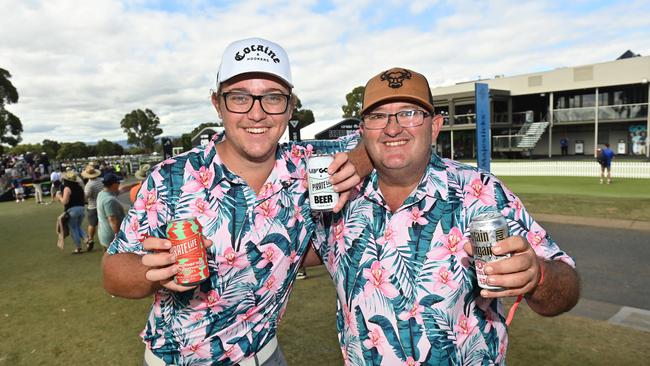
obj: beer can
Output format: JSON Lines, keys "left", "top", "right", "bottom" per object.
{"left": 469, "top": 211, "right": 511, "bottom": 291}
{"left": 307, "top": 154, "right": 339, "bottom": 212}
{"left": 166, "top": 217, "right": 209, "bottom": 286}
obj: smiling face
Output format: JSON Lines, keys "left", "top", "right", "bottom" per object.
{"left": 361, "top": 101, "right": 442, "bottom": 183}
{"left": 212, "top": 73, "right": 293, "bottom": 166}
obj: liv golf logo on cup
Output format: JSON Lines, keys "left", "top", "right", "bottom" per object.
{"left": 307, "top": 154, "right": 339, "bottom": 212}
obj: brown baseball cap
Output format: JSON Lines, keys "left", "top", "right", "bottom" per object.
{"left": 360, "top": 67, "right": 434, "bottom": 115}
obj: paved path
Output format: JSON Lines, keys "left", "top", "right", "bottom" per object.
{"left": 536, "top": 217, "right": 650, "bottom": 332}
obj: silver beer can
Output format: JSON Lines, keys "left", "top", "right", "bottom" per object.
{"left": 469, "top": 211, "right": 511, "bottom": 291}
{"left": 307, "top": 154, "right": 339, "bottom": 212}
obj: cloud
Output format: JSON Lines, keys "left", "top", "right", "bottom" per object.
{"left": 1, "top": 0, "right": 649, "bottom": 144}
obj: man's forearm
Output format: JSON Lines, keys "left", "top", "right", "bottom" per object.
{"left": 525, "top": 259, "right": 580, "bottom": 316}
{"left": 108, "top": 216, "right": 120, "bottom": 235}
{"left": 102, "top": 252, "right": 160, "bottom": 299}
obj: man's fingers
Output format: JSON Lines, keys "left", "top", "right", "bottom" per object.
{"left": 483, "top": 254, "right": 532, "bottom": 276}
{"left": 145, "top": 266, "right": 179, "bottom": 283}
{"left": 493, "top": 235, "right": 528, "bottom": 255}
{"left": 327, "top": 152, "right": 349, "bottom": 175}
{"left": 463, "top": 241, "right": 473, "bottom": 256}
{"left": 143, "top": 236, "right": 172, "bottom": 251}
{"left": 484, "top": 270, "right": 535, "bottom": 291}
{"left": 333, "top": 172, "right": 360, "bottom": 193}
{"left": 160, "top": 279, "right": 197, "bottom": 292}
{"left": 333, "top": 191, "right": 350, "bottom": 213}
{"left": 203, "top": 237, "right": 213, "bottom": 248}
{"left": 330, "top": 161, "right": 356, "bottom": 186}
{"left": 480, "top": 285, "right": 527, "bottom": 299}
{"left": 142, "top": 252, "right": 176, "bottom": 267}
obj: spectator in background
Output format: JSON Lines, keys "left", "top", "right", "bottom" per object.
{"left": 96, "top": 173, "right": 126, "bottom": 250}
{"left": 49, "top": 167, "right": 62, "bottom": 204}
{"left": 129, "top": 164, "right": 150, "bottom": 203}
{"left": 599, "top": 143, "right": 615, "bottom": 184}
{"left": 32, "top": 171, "right": 44, "bottom": 204}
{"left": 560, "top": 136, "right": 569, "bottom": 156}
{"left": 82, "top": 164, "right": 104, "bottom": 252}
{"left": 13, "top": 177, "right": 25, "bottom": 203}
{"left": 57, "top": 170, "right": 87, "bottom": 254}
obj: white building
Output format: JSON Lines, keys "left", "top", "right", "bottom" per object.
{"left": 431, "top": 52, "right": 649, "bottom": 159}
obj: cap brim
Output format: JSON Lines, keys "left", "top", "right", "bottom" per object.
{"left": 218, "top": 71, "right": 293, "bottom": 89}
{"left": 361, "top": 95, "right": 434, "bottom": 115}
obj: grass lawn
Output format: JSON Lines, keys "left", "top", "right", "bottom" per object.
{"left": 499, "top": 176, "right": 650, "bottom": 221}
{"left": 1, "top": 176, "right": 649, "bottom": 365}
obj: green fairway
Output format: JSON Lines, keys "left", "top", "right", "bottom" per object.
{"left": 499, "top": 176, "right": 650, "bottom": 221}
{"left": 1, "top": 198, "right": 649, "bottom": 365}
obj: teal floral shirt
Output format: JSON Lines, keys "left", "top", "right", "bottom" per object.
{"left": 108, "top": 132, "right": 357, "bottom": 365}
{"left": 313, "top": 152, "right": 575, "bottom": 365}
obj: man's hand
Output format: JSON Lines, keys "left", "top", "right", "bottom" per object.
{"left": 464, "top": 235, "right": 541, "bottom": 298}
{"left": 141, "top": 236, "right": 214, "bottom": 293}
{"left": 327, "top": 152, "right": 361, "bottom": 213}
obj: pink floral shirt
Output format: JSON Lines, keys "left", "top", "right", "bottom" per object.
{"left": 314, "top": 153, "right": 576, "bottom": 365}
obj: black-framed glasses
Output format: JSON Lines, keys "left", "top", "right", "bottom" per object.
{"left": 362, "top": 110, "right": 430, "bottom": 130}
{"left": 221, "top": 92, "right": 291, "bottom": 115}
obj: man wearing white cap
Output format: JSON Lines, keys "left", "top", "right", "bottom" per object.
{"left": 103, "top": 38, "right": 369, "bottom": 365}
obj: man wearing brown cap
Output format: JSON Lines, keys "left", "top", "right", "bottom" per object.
{"left": 312, "top": 68, "right": 580, "bottom": 365}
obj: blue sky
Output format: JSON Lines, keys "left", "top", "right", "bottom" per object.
{"left": 1, "top": 0, "right": 649, "bottom": 143}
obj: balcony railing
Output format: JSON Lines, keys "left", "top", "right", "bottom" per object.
{"left": 453, "top": 113, "right": 476, "bottom": 125}
{"left": 553, "top": 107, "right": 595, "bottom": 123}
{"left": 598, "top": 103, "right": 648, "bottom": 121}
{"left": 554, "top": 103, "right": 648, "bottom": 123}
{"left": 493, "top": 134, "right": 524, "bottom": 150}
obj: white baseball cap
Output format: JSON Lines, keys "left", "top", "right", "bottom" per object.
{"left": 216, "top": 37, "right": 293, "bottom": 89}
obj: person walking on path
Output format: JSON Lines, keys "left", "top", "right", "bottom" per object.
{"left": 57, "top": 170, "right": 87, "bottom": 254}
{"left": 598, "top": 143, "right": 615, "bottom": 184}
{"left": 96, "top": 173, "right": 126, "bottom": 251}
{"left": 82, "top": 164, "right": 104, "bottom": 251}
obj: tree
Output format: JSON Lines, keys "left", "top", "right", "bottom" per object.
{"left": 9, "top": 143, "right": 43, "bottom": 157}
{"left": 178, "top": 133, "right": 193, "bottom": 152}
{"left": 120, "top": 109, "right": 163, "bottom": 153}
{"left": 291, "top": 96, "right": 315, "bottom": 128}
{"left": 0, "top": 68, "right": 23, "bottom": 153}
{"left": 341, "top": 86, "right": 365, "bottom": 119}
{"left": 95, "top": 139, "right": 124, "bottom": 157}
{"left": 42, "top": 139, "right": 61, "bottom": 159}
{"left": 57, "top": 142, "right": 89, "bottom": 160}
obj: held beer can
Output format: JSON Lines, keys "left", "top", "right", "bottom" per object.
{"left": 166, "top": 217, "right": 209, "bottom": 286}
{"left": 469, "top": 211, "right": 511, "bottom": 291}
{"left": 307, "top": 154, "right": 339, "bottom": 212}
